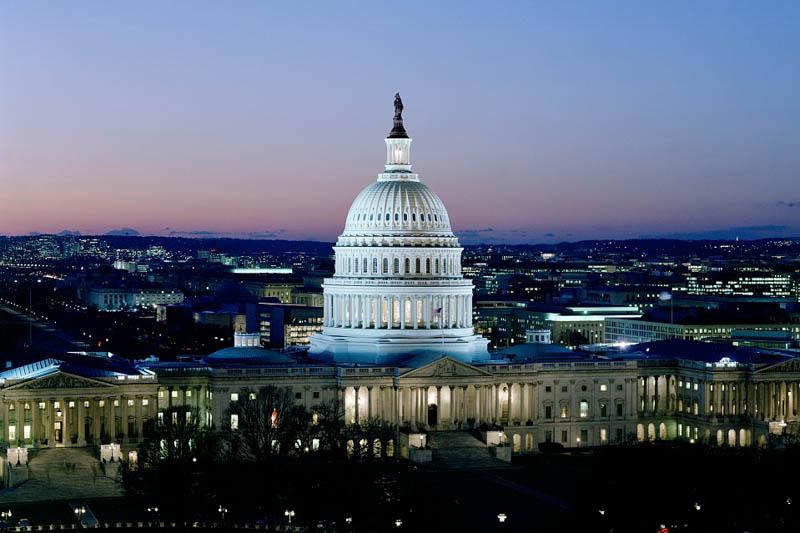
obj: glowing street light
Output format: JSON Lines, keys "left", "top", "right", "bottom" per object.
{"left": 218, "top": 505, "right": 228, "bottom": 521}
{"left": 497, "top": 513, "right": 508, "bottom": 523}
{"left": 285, "top": 509, "right": 295, "bottom": 525}
{"left": 394, "top": 518, "right": 403, "bottom": 528}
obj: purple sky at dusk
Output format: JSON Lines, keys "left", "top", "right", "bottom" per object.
{"left": 1, "top": 1, "right": 799, "bottom": 243}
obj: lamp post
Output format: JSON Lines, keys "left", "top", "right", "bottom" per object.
{"left": 0, "top": 510, "right": 12, "bottom": 521}
{"left": 74, "top": 506, "right": 86, "bottom": 522}
{"left": 218, "top": 505, "right": 228, "bottom": 522}
{"left": 284, "top": 509, "right": 295, "bottom": 526}
{"left": 497, "top": 513, "right": 507, "bottom": 524}
{"left": 394, "top": 518, "right": 403, "bottom": 528}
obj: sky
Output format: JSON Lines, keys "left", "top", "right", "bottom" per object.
{"left": 1, "top": 1, "right": 799, "bottom": 244}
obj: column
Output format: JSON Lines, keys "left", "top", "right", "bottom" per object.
{"left": 354, "top": 387, "right": 361, "bottom": 424}
{"left": 77, "top": 399, "right": 85, "bottom": 445}
{"left": 409, "top": 387, "right": 417, "bottom": 429}
{"left": 449, "top": 386, "right": 456, "bottom": 425}
{"left": 387, "top": 296, "right": 393, "bottom": 330}
{"left": 31, "top": 399, "right": 39, "bottom": 446}
{"left": 136, "top": 396, "right": 144, "bottom": 441}
{"left": 62, "top": 398, "right": 71, "bottom": 446}
{"left": 400, "top": 297, "right": 406, "bottom": 329}
{"left": 367, "top": 386, "right": 374, "bottom": 420}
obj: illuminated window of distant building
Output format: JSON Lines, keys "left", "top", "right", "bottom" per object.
{"left": 600, "top": 428, "right": 607, "bottom": 442}
{"left": 158, "top": 390, "right": 164, "bottom": 398}
{"left": 230, "top": 393, "right": 239, "bottom": 402}
{"left": 230, "top": 414, "right": 239, "bottom": 430}
{"left": 171, "top": 390, "right": 178, "bottom": 398}
{"left": 142, "top": 399, "right": 149, "bottom": 406}
{"left": 560, "top": 405, "right": 568, "bottom": 418}
{"left": 600, "top": 384, "right": 607, "bottom": 392}
{"left": 186, "top": 390, "right": 192, "bottom": 397}
{"left": 579, "top": 401, "right": 589, "bottom": 418}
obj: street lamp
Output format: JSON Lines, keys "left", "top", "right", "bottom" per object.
{"left": 394, "top": 518, "right": 403, "bottom": 528}
{"left": 0, "top": 510, "right": 11, "bottom": 520}
{"left": 218, "top": 505, "right": 228, "bottom": 521}
{"left": 497, "top": 513, "right": 508, "bottom": 524}
{"left": 74, "top": 506, "right": 86, "bottom": 521}
{"left": 285, "top": 509, "right": 295, "bottom": 526}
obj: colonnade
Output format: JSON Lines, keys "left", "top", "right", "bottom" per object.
{"left": 0, "top": 394, "right": 158, "bottom": 447}
{"left": 336, "top": 250, "right": 461, "bottom": 277}
{"left": 324, "top": 293, "right": 472, "bottom": 329}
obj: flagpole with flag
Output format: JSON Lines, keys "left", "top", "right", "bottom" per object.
{"left": 434, "top": 305, "right": 444, "bottom": 355}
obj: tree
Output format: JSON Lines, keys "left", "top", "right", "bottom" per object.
{"left": 313, "top": 395, "right": 347, "bottom": 458}
{"left": 221, "top": 385, "right": 294, "bottom": 462}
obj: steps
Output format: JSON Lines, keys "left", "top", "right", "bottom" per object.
{"left": 0, "top": 447, "right": 124, "bottom": 503}
{"left": 428, "top": 432, "right": 513, "bottom": 470}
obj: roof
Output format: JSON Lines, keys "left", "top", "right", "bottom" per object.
{"left": 202, "top": 345, "right": 295, "bottom": 365}
{"left": 613, "top": 339, "right": 793, "bottom": 366}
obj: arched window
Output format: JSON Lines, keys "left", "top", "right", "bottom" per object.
{"left": 355, "top": 258, "right": 359, "bottom": 273}
{"left": 425, "top": 258, "right": 431, "bottom": 274}
{"left": 369, "top": 214, "right": 373, "bottom": 221}
{"left": 385, "top": 213, "right": 390, "bottom": 221}
{"left": 427, "top": 213, "right": 431, "bottom": 221}
{"left": 442, "top": 258, "right": 447, "bottom": 274}
{"left": 363, "top": 258, "right": 368, "bottom": 273}
{"left": 434, "top": 258, "right": 439, "bottom": 274}
{"left": 394, "top": 213, "right": 399, "bottom": 222}
{"left": 404, "top": 257, "right": 410, "bottom": 273}
{"left": 434, "top": 214, "right": 438, "bottom": 222}
{"left": 383, "top": 258, "right": 388, "bottom": 274}
{"left": 415, "top": 258, "right": 421, "bottom": 273}
{"left": 372, "top": 258, "right": 378, "bottom": 274}
{"left": 412, "top": 213, "right": 416, "bottom": 222}
{"left": 393, "top": 258, "right": 399, "bottom": 274}
{"left": 403, "top": 213, "right": 408, "bottom": 222}
{"left": 580, "top": 401, "right": 589, "bottom": 418}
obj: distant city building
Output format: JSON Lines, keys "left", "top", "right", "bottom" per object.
{"left": 258, "top": 302, "right": 324, "bottom": 348}
{"left": 605, "top": 317, "right": 800, "bottom": 344}
{"left": 86, "top": 287, "right": 184, "bottom": 311}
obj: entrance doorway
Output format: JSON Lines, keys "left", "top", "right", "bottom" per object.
{"left": 54, "top": 421, "right": 63, "bottom": 444}
{"left": 427, "top": 404, "right": 438, "bottom": 427}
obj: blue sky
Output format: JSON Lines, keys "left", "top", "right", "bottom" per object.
{"left": 1, "top": 1, "right": 798, "bottom": 242}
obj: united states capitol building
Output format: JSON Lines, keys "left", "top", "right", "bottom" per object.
{"left": 3, "top": 97, "right": 800, "bottom": 469}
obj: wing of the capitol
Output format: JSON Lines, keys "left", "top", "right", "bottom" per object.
{"left": 3, "top": 97, "right": 800, "bottom": 470}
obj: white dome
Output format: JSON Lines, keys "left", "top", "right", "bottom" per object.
{"left": 309, "top": 95, "right": 488, "bottom": 365}
{"left": 339, "top": 178, "right": 458, "bottom": 247}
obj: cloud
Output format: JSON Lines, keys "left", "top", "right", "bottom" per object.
{"left": 543, "top": 232, "right": 555, "bottom": 238}
{"left": 454, "top": 228, "right": 494, "bottom": 239}
{"left": 776, "top": 201, "right": 800, "bottom": 208}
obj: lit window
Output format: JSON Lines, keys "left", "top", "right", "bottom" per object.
{"left": 186, "top": 390, "right": 192, "bottom": 398}
{"left": 600, "top": 384, "right": 607, "bottom": 392}
{"left": 142, "top": 399, "right": 149, "bottom": 406}
{"left": 580, "top": 401, "right": 589, "bottom": 418}
{"left": 99, "top": 400, "right": 105, "bottom": 407}
{"left": 128, "top": 399, "right": 134, "bottom": 407}
{"left": 53, "top": 402, "right": 59, "bottom": 409}
{"left": 560, "top": 405, "right": 568, "bottom": 418}
{"left": 230, "top": 414, "right": 239, "bottom": 430}
{"left": 171, "top": 390, "right": 178, "bottom": 398}
{"left": 231, "top": 393, "right": 239, "bottom": 402}
{"left": 38, "top": 402, "right": 46, "bottom": 410}
{"left": 158, "top": 391, "right": 165, "bottom": 398}
{"left": 600, "top": 428, "right": 607, "bottom": 442}
{"left": 69, "top": 401, "right": 75, "bottom": 408}
{"left": 114, "top": 400, "right": 119, "bottom": 407}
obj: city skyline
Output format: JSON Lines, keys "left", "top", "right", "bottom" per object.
{"left": 2, "top": 1, "right": 799, "bottom": 243}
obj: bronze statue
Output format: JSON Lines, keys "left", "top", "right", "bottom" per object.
{"left": 394, "top": 92, "right": 404, "bottom": 123}
{"left": 389, "top": 92, "right": 408, "bottom": 138}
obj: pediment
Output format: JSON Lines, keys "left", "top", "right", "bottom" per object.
{"left": 7, "top": 371, "right": 117, "bottom": 391}
{"left": 401, "top": 356, "right": 491, "bottom": 379}
{"left": 756, "top": 358, "right": 800, "bottom": 375}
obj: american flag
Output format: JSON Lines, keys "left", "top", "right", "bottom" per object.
{"left": 434, "top": 307, "right": 443, "bottom": 315}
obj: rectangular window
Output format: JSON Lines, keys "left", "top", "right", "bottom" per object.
{"left": 545, "top": 386, "right": 552, "bottom": 393}
{"left": 186, "top": 390, "right": 192, "bottom": 398}
{"left": 114, "top": 400, "right": 119, "bottom": 407}
{"left": 142, "top": 399, "right": 149, "bottom": 406}
{"left": 171, "top": 390, "right": 178, "bottom": 398}
{"left": 545, "top": 430, "right": 552, "bottom": 443}
{"left": 580, "top": 429, "right": 588, "bottom": 443}
{"left": 561, "top": 386, "right": 568, "bottom": 393}
{"left": 24, "top": 425, "right": 31, "bottom": 440}
{"left": 560, "top": 405, "right": 568, "bottom": 418}
{"left": 600, "top": 403, "right": 607, "bottom": 417}
{"left": 69, "top": 401, "right": 75, "bottom": 408}
{"left": 171, "top": 412, "right": 177, "bottom": 424}
{"left": 9, "top": 425, "right": 16, "bottom": 441}
{"left": 600, "top": 384, "right": 607, "bottom": 392}
{"left": 579, "top": 401, "right": 589, "bottom": 418}
{"left": 127, "top": 399, "right": 135, "bottom": 407}
{"left": 616, "top": 384, "right": 623, "bottom": 391}
{"left": 615, "top": 428, "right": 623, "bottom": 442}
{"left": 313, "top": 391, "right": 320, "bottom": 399}
{"left": 545, "top": 405, "right": 552, "bottom": 419}
{"left": 561, "top": 430, "right": 568, "bottom": 443}
{"left": 230, "top": 414, "right": 239, "bottom": 430}
{"left": 295, "top": 392, "right": 302, "bottom": 399}
{"left": 230, "top": 393, "right": 239, "bottom": 402}
{"left": 600, "top": 428, "right": 607, "bottom": 442}
{"left": 158, "top": 390, "right": 165, "bottom": 398}
{"left": 38, "top": 402, "right": 46, "bottom": 410}
{"left": 616, "top": 403, "right": 623, "bottom": 416}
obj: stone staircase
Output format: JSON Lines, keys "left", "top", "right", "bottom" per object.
{"left": 0, "top": 447, "right": 124, "bottom": 503}
{"left": 428, "top": 431, "right": 513, "bottom": 471}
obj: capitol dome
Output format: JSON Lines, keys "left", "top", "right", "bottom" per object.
{"left": 308, "top": 94, "right": 488, "bottom": 365}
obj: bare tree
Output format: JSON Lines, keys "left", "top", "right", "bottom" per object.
{"left": 221, "top": 385, "right": 294, "bottom": 462}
